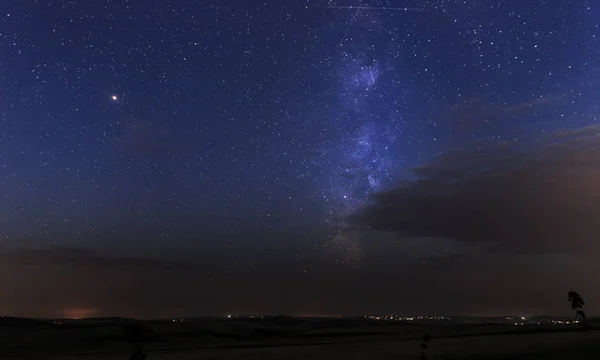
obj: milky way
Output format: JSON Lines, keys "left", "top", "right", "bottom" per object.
{"left": 1, "top": 0, "right": 600, "bottom": 317}
{"left": 317, "top": 9, "right": 413, "bottom": 260}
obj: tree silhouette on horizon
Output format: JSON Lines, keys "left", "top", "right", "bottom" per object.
{"left": 568, "top": 290, "right": 587, "bottom": 338}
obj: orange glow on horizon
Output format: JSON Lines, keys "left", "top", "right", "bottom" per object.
{"left": 56, "top": 307, "right": 99, "bottom": 319}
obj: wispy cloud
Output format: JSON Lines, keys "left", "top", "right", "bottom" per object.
{"left": 114, "top": 122, "right": 179, "bottom": 158}
{"left": 436, "top": 95, "right": 565, "bottom": 134}
{"left": 2, "top": 247, "right": 197, "bottom": 272}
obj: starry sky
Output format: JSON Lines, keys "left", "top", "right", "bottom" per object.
{"left": 1, "top": 0, "right": 600, "bottom": 318}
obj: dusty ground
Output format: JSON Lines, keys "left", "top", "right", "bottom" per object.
{"left": 1, "top": 318, "right": 599, "bottom": 359}
{"left": 51, "top": 333, "right": 600, "bottom": 360}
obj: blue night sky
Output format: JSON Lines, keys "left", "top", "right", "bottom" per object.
{"left": 1, "top": 0, "right": 599, "bottom": 318}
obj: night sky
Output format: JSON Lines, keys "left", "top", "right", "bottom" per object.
{"left": 1, "top": 0, "right": 599, "bottom": 319}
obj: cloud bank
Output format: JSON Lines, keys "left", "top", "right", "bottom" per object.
{"left": 353, "top": 125, "right": 600, "bottom": 254}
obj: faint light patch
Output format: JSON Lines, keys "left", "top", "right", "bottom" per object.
{"left": 57, "top": 307, "right": 99, "bottom": 319}
{"left": 320, "top": 121, "right": 400, "bottom": 264}
{"left": 329, "top": 229, "right": 363, "bottom": 265}
{"left": 339, "top": 56, "right": 381, "bottom": 111}
{"left": 349, "top": 64, "right": 379, "bottom": 90}
{"left": 368, "top": 174, "right": 380, "bottom": 189}
{"left": 377, "top": 236, "right": 503, "bottom": 258}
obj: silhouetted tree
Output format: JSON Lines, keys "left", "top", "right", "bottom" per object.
{"left": 568, "top": 291, "right": 588, "bottom": 338}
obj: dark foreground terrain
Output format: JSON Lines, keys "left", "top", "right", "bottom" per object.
{"left": 0, "top": 316, "right": 598, "bottom": 359}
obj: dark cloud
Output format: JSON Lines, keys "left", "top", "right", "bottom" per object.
{"left": 352, "top": 125, "right": 600, "bottom": 254}
{"left": 0, "top": 245, "right": 597, "bottom": 318}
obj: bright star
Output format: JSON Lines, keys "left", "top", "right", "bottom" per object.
{"left": 111, "top": 95, "right": 118, "bottom": 101}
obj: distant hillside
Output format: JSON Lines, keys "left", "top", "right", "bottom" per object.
{"left": 58, "top": 317, "right": 135, "bottom": 324}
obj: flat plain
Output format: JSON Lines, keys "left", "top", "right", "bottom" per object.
{"left": 0, "top": 316, "right": 598, "bottom": 359}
